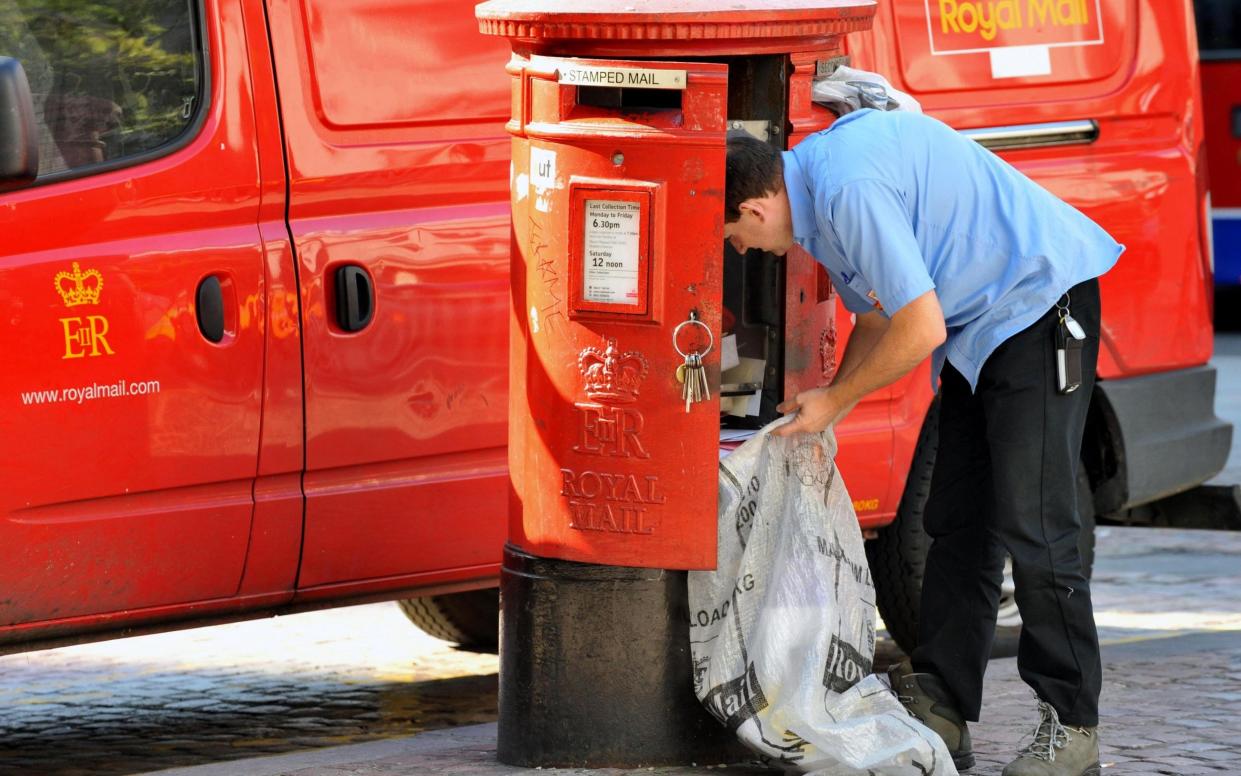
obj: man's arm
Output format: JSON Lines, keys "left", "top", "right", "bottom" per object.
{"left": 772, "top": 289, "right": 946, "bottom": 437}
{"left": 835, "top": 309, "right": 889, "bottom": 382}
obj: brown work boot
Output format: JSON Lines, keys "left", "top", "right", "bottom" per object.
{"left": 1001, "top": 700, "right": 1100, "bottom": 776}
{"left": 887, "top": 659, "right": 975, "bottom": 771}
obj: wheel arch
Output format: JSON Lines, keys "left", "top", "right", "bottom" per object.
{"left": 1082, "top": 385, "right": 1126, "bottom": 515}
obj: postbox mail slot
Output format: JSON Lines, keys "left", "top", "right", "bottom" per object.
{"left": 569, "top": 183, "right": 653, "bottom": 317}
{"left": 527, "top": 55, "right": 728, "bottom": 132}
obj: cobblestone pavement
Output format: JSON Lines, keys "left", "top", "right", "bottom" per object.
{"left": 2, "top": 526, "right": 1239, "bottom": 775}
{"left": 152, "top": 632, "right": 1241, "bottom": 775}
{"left": 155, "top": 526, "right": 1241, "bottom": 776}
{"left": 970, "top": 523, "right": 1241, "bottom": 774}
{"left": 0, "top": 606, "right": 500, "bottom": 775}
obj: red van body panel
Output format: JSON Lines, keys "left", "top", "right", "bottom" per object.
{"left": 0, "top": 0, "right": 267, "bottom": 638}
{"left": 0, "top": 0, "right": 1221, "bottom": 650}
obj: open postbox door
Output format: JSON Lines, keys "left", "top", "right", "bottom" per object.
{"left": 508, "top": 55, "right": 728, "bottom": 570}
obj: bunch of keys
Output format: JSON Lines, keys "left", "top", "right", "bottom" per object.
{"left": 677, "top": 351, "right": 710, "bottom": 412}
{"left": 673, "top": 313, "right": 714, "bottom": 413}
{"left": 1055, "top": 294, "right": 1086, "bottom": 395}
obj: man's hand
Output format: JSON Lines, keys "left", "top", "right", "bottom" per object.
{"left": 772, "top": 387, "right": 847, "bottom": 437}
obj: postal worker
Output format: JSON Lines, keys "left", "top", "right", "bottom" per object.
{"left": 723, "top": 108, "right": 1121, "bottom": 776}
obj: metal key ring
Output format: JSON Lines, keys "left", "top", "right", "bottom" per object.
{"left": 672, "top": 316, "right": 714, "bottom": 359}
{"left": 1055, "top": 292, "right": 1071, "bottom": 321}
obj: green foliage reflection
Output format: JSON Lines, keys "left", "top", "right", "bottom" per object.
{"left": 0, "top": 0, "right": 199, "bottom": 173}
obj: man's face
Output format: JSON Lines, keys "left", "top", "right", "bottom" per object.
{"left": 723, "top": 193, "right": 795, "bottom": 256}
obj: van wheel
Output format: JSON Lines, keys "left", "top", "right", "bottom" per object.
{"left": 398, "top": 589, "right": 499, "bottom": 653}
{"left": 867, "top": 400, "right": 1097, "bottom": 659}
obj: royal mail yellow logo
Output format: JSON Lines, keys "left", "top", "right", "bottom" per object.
{"left": 55, "top": 262, "right": 104, "bottom": 307}
{"left": 929, "top": 0, "right": 1103, "bottom": 53}
{"left": 53, "top": 262, "right": 114, "bottom": 359}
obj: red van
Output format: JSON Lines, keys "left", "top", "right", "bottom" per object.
{"left": 0, "top": 0, "right": 1229, "bottom": 658}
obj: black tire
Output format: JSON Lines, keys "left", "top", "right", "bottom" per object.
{"left": 398, "top": 589, "right": 500, "bottom": 653}
{"left": 867, "top": 400, "right": 1097, "bottom": 659}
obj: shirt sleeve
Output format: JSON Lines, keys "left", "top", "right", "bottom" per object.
{"left": 822, "top": 179, "right": 935, "bottom": 317}
{"left": 833, "top": 278, "right": 874, "bottom": 315}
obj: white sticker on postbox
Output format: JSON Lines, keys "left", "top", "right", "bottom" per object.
{"left": 531, "top": 147, "right": 557, "bottom": 190}
{"left": 583, "top": 199, "right": 641, "bottom": 306}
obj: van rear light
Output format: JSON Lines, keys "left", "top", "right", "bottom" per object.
{"left": 1204, "top": 191, "right": 1216, "bottom": 276}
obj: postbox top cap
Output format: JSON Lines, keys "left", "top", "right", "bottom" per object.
{"left": 476, "top": 0, "right": 876, "bottom": 47}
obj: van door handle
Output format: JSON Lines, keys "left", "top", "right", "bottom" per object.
{"left": 960, "top": 119, "right": 1098, "bottom": 151}
{"left": 196, "top": 275, "right": 226, "bottom": 343}
{"left": 334, "top": 265, "right": 374, "bottom": 332}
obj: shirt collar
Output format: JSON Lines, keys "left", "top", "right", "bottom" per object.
{"left": 782, "top": 149, "right": 816, "bottom": 242}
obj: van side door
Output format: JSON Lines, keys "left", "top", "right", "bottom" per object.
{"left": 0, "top": 0, "right": 267, "bottom": 628}
{"left": 264, "top": 0, "right": 512, "bottom": 596}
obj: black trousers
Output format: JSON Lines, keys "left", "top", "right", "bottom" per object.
{"left": 911, "top": 278, "right": 1103, "bottom": 727}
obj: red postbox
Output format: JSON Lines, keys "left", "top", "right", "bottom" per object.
{"left": 506, "top": 54, "right": 728, "bottom": 570}
{"left": 484, "top": 0, "right": 876, "bottom": 572}
{"left": 478, "top": 0, "right": 875, "bottom": 766}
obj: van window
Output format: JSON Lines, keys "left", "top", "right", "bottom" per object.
{"left": 1196, "top": 0, "right": 1241, "bottom": 54}
{"left": 0, "top": 0, "right": 203, "bottom": 178}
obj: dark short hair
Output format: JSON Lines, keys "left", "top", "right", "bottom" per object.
{"left": 725, "top": 132, "right": 784, "bottom": 223}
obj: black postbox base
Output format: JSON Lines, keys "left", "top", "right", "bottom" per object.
{"left": 497, "top": 543, "right": 747, "bottom": 768}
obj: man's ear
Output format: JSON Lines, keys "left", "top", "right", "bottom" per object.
{"left": 738, "top": 199, "right": 767, "bottom": 223}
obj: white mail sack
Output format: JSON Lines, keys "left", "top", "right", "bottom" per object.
{"left": 689, "top": 420, "right": 957, "bottom": 776}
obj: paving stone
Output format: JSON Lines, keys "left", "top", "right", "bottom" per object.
{"left": 1173, "top": 742, "right": 1230, "bottom": 752}
{"left": 1165, "top": 718, "right": 1222, "bottom": 729}
{"left": 1193, "top": 750, "right": 1241, "bottom": 762}
{"left": 1108, "top": 736, "right": 1164, "bottom": 750}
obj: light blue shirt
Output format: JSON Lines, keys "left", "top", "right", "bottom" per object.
{"left": 783, "top": 109, "right": 1123, "bottom": 390}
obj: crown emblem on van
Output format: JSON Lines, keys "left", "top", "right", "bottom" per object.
{"left": 55, "top": 262, "right": 104, "bottom": 307}
{"left": 578, "top": 338, "right": 648, "bottom": 404}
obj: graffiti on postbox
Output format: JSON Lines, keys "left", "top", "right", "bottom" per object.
{"left": 560, "top": 338, "right": 667, "bottom": 535}
{"left": 927, "top": 0, "right": 1103, "bottom": 53}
